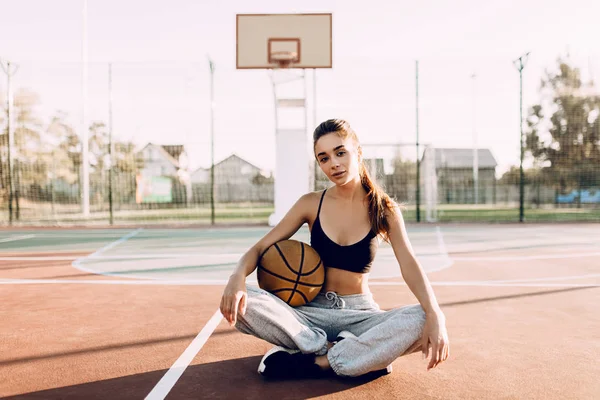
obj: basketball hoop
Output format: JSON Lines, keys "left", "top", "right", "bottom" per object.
{"left": 269, "top": 51, "right": 299, "bottom": 69}
{"left": 236, "top": 14, "right": 332, "bottom": 70}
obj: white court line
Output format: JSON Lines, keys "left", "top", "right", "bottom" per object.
{"left": 0, "top": 278, "right": 230, "bottom": 285}
{"left": 145, "top": 309, "right": 223, "bottom": 400}
{"left": 370, "top": 281, "right": 600, "bottom": 288}
{"left": 451, "top": 251, "right": 600, "bottom": 262}
{"left": 80, "top": 253, "right": 241, "bottom": 260}
{"left": 436, "top": 227, "right": 449, "bottom": 256}
{"left": 0, "top": 234, "right": 35, "bottom": 244}
{"left": 425, "top": 227, "right": 454, "bottom": 273}
{"left": 370, "top": 273, "right": 600, "bottom": 285}
{"left": 489, "top": 273, "right": 600, "bottom": 284}
{"left": 1, "top": 277, "right": 598, "bottom": 288}
{"left": 372, "top": 273, "right": 600, "bottom": 287}
{"left": 0, "top": 253, "right": 242, "bottom": 261}
{"left": 71, "top": 228, "right": 143, "bottom": 276}
{"left": 0, "top": 256, "right": 78, "bottom": 261}
{"left": 7, "top": 233, "right": 132, "bottom": 238}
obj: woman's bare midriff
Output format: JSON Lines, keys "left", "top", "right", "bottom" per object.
{"left": 321, "top": 267, "right": 370, "bottom": 295}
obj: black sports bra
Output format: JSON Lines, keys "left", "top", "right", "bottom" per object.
{"left": 310, "top": 189, "right": 379, "bottom": 274}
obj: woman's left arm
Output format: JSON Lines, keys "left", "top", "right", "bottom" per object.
{"left": 386, "top": 207, "right": 450, "bottom": 370}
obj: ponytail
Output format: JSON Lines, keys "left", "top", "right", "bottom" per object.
{"left": 359, "top": 161, "right": 397, "bottom": 242}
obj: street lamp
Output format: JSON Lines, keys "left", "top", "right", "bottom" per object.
{"left": 513, "top": 52, "right": 531, "bottom": 223}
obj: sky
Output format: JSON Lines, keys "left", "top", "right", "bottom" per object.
{"left": 0, "top": 0, "right": 599, "bottom": 175}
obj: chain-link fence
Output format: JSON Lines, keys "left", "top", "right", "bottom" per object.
{"left": 1, "top": 55, "right": 599, "bottom": 225}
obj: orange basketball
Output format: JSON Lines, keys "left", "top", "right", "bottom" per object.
{"left": 257, "top": 240, "right": 325, "bottom": 307}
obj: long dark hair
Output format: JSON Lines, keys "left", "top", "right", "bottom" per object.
{"left": 313, "top": 119, "right": 398, "bottom": 241}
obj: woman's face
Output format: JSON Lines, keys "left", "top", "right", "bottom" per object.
{"left": 314, "top": 133, "right": 362, "bottom": 185}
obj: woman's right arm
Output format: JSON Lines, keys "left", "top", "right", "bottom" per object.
{"left": 219, "top": 193, "right": 313, "bottom": 326}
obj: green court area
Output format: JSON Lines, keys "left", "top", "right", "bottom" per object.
{"left": 430, "top": 205, "right": 600, "bottom": 223}
{"left": 1, "top": 204, "right": 599, "bottom": 226}
{"left": 0, "top": 225, "right": 449, "bottom": 282}
{"left": 2, "top": 224, "right": 597, "bottom": 283}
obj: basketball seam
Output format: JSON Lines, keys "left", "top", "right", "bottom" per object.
{"left": 287, "top": 242, "right": 305, "bottom": 304}
{"left": 270, "top": 288, "right": 309, "bottom": 303}
{"left": 257, "top": 263, "right": 323, "bottom": 287}
{"left": 273, "top": 242, "right": 301, "bottom": 276}
{"left": 258, "top": 246, "right": 271, "bottom": 259}
{"left": 263, "top": 240, "right": 322, "bottom": 276}
{"left": 301, "top": 259, "right": 323, "bottom": 276}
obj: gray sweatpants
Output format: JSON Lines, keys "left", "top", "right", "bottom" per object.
{"left": 235, "top": 286, "right": 426, "bottom": 377}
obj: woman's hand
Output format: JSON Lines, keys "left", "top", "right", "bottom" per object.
{"left": 420, "top": 310, "right": 450, "bottom": 370}
{"left": 219, "top": 274, "right": 247, "bottom": 327}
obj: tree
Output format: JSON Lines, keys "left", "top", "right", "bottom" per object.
{"left": 0, "top": 88, "right": 44, "bottom": 213}
{"left": 498, "top": 166, "right": 542, "bottom": 185}
{"left": 1, "top": 83, "right": 141, "bottom": 208}
{"left": 88, "top": 121, "right": 141, "bottom": 203}
{"left": 525, "top": 57, "right": 600, "bottom": 193}
{"left": 12, "top": 89, "right": 42, "bottom": 153}
{"left": 46, "top": 111, "right": 81, "bottom": 186}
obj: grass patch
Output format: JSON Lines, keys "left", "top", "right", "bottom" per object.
{"left": 2, "top": 204, "right": 599, "bottom": 226}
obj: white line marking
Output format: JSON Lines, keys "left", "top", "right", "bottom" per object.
{"left": 0, "top": 256, "right": 78, "bottom": 261}
{"left": 369, "top": 274, "right": 600, "bottom": 286}
{"left": 1, "top": 277, "right": 597, "bottom": 288}
{"left": 0, "top": 234, "right": 35, "bottom": 243}
{"left": 81, "top": 253, "right": 241, "bottom": 260}
{"left": 9, "top": 250, "right": 597, "bottom": 264}
{"left": 1, "top": 234, "right": 130, "bottom": 239}
{"left": 436, "top": 226, "right": 449, "bottom": 256}
{"left": 0, "top": 278, "right": 230, "bottom": 285}
{"left": 145, "top": 309, "right": 223, "bottom": 400}
{"left": 423, "top": 227, "right": 454, "bottom": 273}
{"left": 0, "top": 253, "right": 242, "bottom": 262}
{"left": 369, "top": 281, "right": 600, "bottom": 288}
{"left": 489, "top": 273, "right": 600, "bottom": 284}
{"left": 71, "top": 229, "right": 143, "bottom": 276}
{"left": 452, "top": 252, "right": 600, "bottom": 261}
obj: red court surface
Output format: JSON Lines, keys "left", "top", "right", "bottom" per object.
{"left": 1, "top": 224, "right": 599, "bottom": 399}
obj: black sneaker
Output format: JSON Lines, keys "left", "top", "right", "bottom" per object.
{"left": 335, "top": 331, "right": 393, "bottom": 376}
{"left": 258, "top": 346, "right": 323, "bottom": 379}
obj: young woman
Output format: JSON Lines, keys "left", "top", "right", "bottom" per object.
{"left": 220, "top": 119, "right": 449, "bottom": 379}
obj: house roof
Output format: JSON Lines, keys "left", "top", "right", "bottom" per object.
{"left": 137, "top": 143, "right": 183, "bottom": 168}
{"left": 162, "top": 145, "right": 185, "bottom": 161}
{"left": 423, "top": 148, "right": 497, "bottom": 169}
{"left": 193, "top": 154, "right": 263, "bottom": 173}
{"left": 216, "top": 154, "right": 262, "bottom": 170}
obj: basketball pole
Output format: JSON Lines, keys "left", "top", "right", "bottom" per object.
{"left": 302, "top": 69, "right": 309, "bottom": 191}
{"left": 108, "top": 62, "right": 114, "bottom": 225}
{"left": 0, "top": 59, "right": 18, "bottom": 224}
{"left": 313, "top": 68, "right": 318, "bottom": 191}
{"left": 415, "top": 60, "right": 421, "bottom": 223}
{"left": 208, "top": 56, "right": 216, "bottom": 225}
